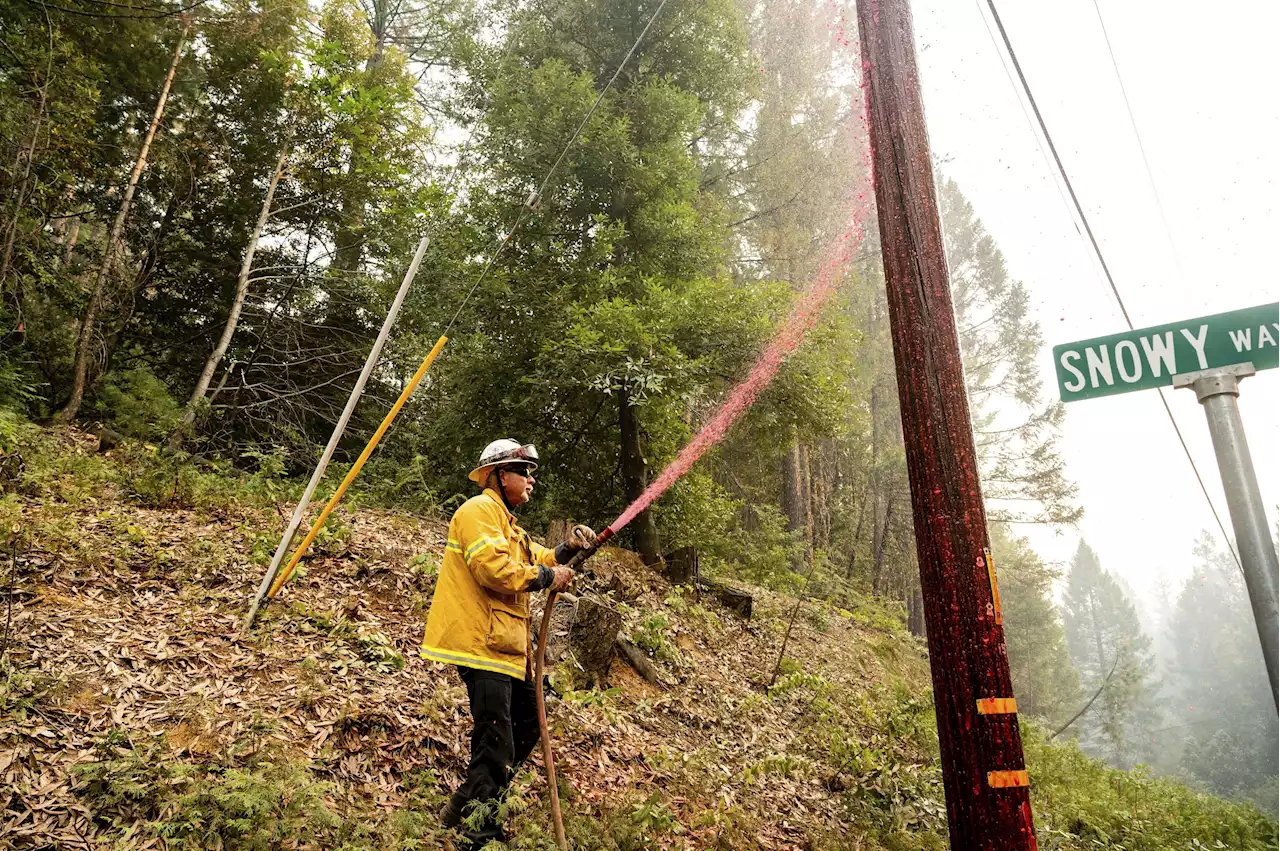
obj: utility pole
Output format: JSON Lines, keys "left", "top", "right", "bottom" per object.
{"left": 854, "top": 0, "right": 1037, "bottom": 847}
{"left": 1173, "top": 363, "right": 1279, "bottom": 706}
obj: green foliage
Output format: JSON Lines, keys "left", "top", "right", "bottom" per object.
{"left": 742, "top": 753, "right": 805, "bottom": 784}
{"left": 704, "top": 501, "right": 806, "bottom": 590}
{"left": 360, "top": 455, "right": 442, "bottom": 514}
{"left": 1024, "top": 723, "right": 1277, "bottom": 850}
{"left": 1166, "top": 534, "right": 1278, "bottom": 813}
{"left": 157, "top": 762, "right": 341, "bottom": 849}
{"left": 941, "top": 178, "right": 1080, "bottom": 526}
{"left": 94, "top": 365, "right": 182, "bottom": 441}
{"left": 993, "top": 524, "right": 1080, "bottom": 724}
{"left": 0, "top": 663, "right": 61, "bottom": 724}
{"left": 354, "top": 629, "right": 407, "bottom": 673}
{"left": 72, "top": 730, "right": 343, "bottom": 850}
{"left": 632, "top": 613, "right": 680, "bottom": 663}
{"left": 0, "top": 352, "right": 41, "bottom": 411}
{"left": 72, "top": 731, "right": 180, "bottom": 825}
{"left": 565, "top": 686, "right": 621, "bottom": 709}
{"left": 0, "top": 406, "right": 36, "bottom": 454}
{"left": 629, "top": 791, "right": 684, "bottom": 835}
{"left": 406, "top": 551, "right": 439, "bottom": 582}
{"left": 239, "top": 447, "right": 291, "bottom": 503}
{"left": 291, "top": 603, "right": 405, "bottom": 674}
{"left": 841, "top": 590, "right": 909, "bottom": 634}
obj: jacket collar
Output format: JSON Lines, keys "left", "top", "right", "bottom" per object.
{"left": 482, "top": 487, "right": 516, "bottom": 524}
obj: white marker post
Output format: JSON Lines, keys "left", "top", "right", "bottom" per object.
{"left": 1054, "top": 302, "right": 1279, "bottom": 707}
{"left": 243, "top": 236, "right": 430, "bottom": 631}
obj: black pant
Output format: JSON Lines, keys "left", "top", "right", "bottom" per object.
{"left": 450, "top": 666, "right": 542, "bottom": 847}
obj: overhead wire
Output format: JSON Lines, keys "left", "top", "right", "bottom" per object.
{"left": 969, "top": 0, "right": 1113, "bottom": 310}
{"left": 981, "top": 0, "right": 1244, "bottom": 574}
{"left": 1088, "top": 0, "right": 1191, "bottom": 288}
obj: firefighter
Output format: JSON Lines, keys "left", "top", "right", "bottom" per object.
{"left": 423, "top": 439, "right": 595, "bottom": 848}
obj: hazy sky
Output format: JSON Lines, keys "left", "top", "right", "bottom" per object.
{"left": 908, "top": 0, "right": 1278, "bottom": 607}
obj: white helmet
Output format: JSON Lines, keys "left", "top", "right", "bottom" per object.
{"left": 468, "top": 439, "right": 539, "bottom": 485}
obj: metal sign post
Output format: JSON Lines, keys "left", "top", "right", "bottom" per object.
{"left": 1054, "top": 302, "right": 1279, "bottom": 707}
{"left": 1172, "top": 363, "right": 1279, "bottom": 706}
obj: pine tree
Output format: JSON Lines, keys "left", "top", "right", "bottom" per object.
{"left": 1060, "top": 540, "right": 1160, "bottom": 767}
{"left": 1167, "top": 533, "right": 1278, "bottom": 812}
{"left": 939, "top": 178, "right": 1080, "bottom": 526}
{"left": 990, "top": 524, "right": 1078, "bottom": 724}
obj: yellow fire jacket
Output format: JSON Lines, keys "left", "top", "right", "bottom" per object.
{"left": 420, "top": 488, "right": 564, "bottom": 679}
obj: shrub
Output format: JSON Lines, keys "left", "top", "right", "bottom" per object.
{"left": 1023, "top": 723, "right": 1277, "bottom": 850}
{"left": 156, "top": 762, "right": 342, "bottom": 850}
{"left": 95, "top": 365, "right": 182, "bottom": 441}
{"left": 632, "top": 613, "right": 680, "bottom": 662}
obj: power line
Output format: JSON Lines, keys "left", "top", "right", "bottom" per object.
{"left": 1089, "top": 0, "right": 1190, "bottom": 289}
{"left": 970, "top": 0, "right": 1088, "bottom": 268}
{"left": 442, "top": 0, "right": 673, "bottom": 336}
{"left": 969, "top": 0, "right": 1120, "bottom": 318}
{"left": 982, "top": 0, "right": 1244, "bottom": 574}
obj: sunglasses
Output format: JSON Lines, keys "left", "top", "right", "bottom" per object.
{"left": 501, "top": 466, "right": 533, "bottom": 479}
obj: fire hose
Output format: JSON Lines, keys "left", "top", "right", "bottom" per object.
{"left": 533, "top": 527, "right": 614, "bottom": 849}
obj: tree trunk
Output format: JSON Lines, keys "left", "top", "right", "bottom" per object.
{"left": 781, "top": 435, "right": 809, "bottom": 569}
{"left": 845, "top": 479, "right": 870, "bottom": 581}
{"left": 867, "top": 375, "right": 883, "bottom": 560}
{"left": 872, "top": 493, "right": 895, "bottom": 595}
{"left": 1087, "top": 589, "right": 1107, "bottom": 679}
{"left": 0, "top": 85, "right": 47, "bottom": 290}
{"left": 56, "top": 26, "right": 188, "bottom": 423}
{"left": 618, "top": 384, "right": 661, "bottom": 566}
{"left": 58, "top": 215, "right": 82, "bottom": 268}
{"left": 665, "top": 546, "right": 699, "bottom": 585}
{"left": 813, "top": 441, "right": 831, "bottom": 549}
{"left": 532, "top": 592, "right": 622, "bottom": 689}
{"left": 908, "top": 584, "right": 926, "bottom": 636}
{"left": 781, "top": 437, "right": 804, "bottom": 532}
{"left": 170, "top": 141, "right": 290, "bottom": 450}
{"left": 800, "top": 441, "right": 815, "bottom": 564}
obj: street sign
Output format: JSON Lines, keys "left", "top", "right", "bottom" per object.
{"left": 1054, "top": 301, "right": 1280, "bottom": 705}
{"left": 1053, "top": 302, "right": 1279, "bottom": 403}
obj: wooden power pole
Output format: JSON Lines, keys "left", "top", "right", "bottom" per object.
{"left": 854, "top": 0, "right": 1037, "bottom": 848}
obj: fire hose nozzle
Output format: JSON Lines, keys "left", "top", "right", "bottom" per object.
{"left": 567, "top": 526, "right": 614, "bottom": 569}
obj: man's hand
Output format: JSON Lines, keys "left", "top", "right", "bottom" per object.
{"left": 549, "top": 565, "right": 575, "bottom": 592}
{"left": 566, "top": 524, "right": 597, "bottom": 551}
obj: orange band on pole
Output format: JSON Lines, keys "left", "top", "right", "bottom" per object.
{"left": 984, "top": 547, "right": 1003, "bottom": 625}
{"left": 976, "top": 697, "right": 1017, "bottom": 715}
{"left": 267, "top": 334, "right": 448, "bottom": 599}
{"left": 987, "top": 769, "right": 1030, "bottom": 789}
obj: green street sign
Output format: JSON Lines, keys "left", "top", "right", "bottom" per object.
{"left": 1053, "top": 302, "right": 1279, "bottom": 402}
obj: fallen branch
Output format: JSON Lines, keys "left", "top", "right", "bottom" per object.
{"left": 768, "top": 597, "right": 802, "bottom": 688}
{"left": 1050, "top": 651, "right": 1122, "bottom": 740}
{"left": 615, "top": 634, "right": 668, "bottom": 686}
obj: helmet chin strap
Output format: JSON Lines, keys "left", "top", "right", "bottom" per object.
{"left": 491, "top": 468, "right": 517, "bottom": 512}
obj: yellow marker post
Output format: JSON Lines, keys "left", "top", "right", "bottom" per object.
{"left": 267, "top": 335, "right": 448, "bottom": 600}
{"left": 984, "top": 547, "right": 1004, "bottom": 626}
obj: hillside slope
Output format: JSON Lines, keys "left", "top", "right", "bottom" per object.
{"left": 0, "top": 426, "right": 1275, "bottom": 850}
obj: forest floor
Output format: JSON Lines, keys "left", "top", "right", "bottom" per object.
{"left": 0, "top": 425, "right": 1275, "bottom": 850}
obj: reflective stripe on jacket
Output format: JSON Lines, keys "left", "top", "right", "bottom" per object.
{"left": 421, "top": 488, "right": 560, "bottom": 679}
